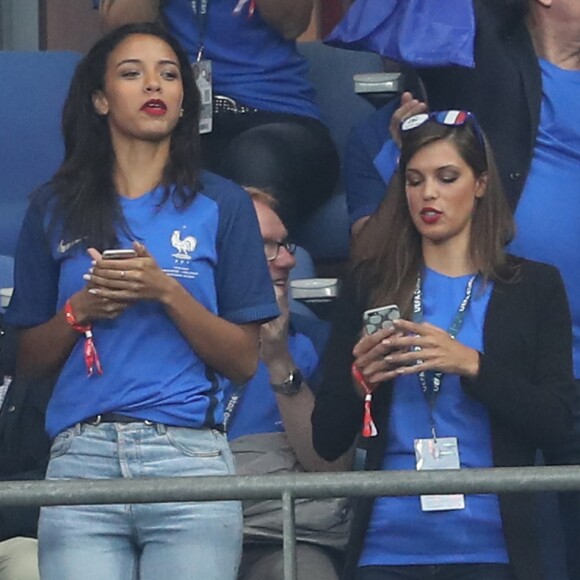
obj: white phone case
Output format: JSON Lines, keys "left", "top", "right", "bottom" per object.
{"left": 362, "top": 304, "right": 400, "bottom": 334}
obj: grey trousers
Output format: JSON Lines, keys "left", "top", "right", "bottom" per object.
{"left": 238, "top": 543, "right": 341, "bottom": 580}
{"left": 0, "top": 538, "right": 39, "bottom": 580}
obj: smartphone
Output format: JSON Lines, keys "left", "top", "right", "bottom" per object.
{"left": 102, "top": 249, "right": 137, "bottom": 260}
{"left": 362, "top": 304, "right": 401, "bottom": 335}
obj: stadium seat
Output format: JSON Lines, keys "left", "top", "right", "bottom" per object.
{"left": 295, "top": 42, "right": 384, "bottom": 262}
{"left": 0, "top": 51, "right": 82, "bottom": 256}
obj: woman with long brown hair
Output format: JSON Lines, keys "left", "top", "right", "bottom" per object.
{"left": 312, "top": 111, "right": 574, "bottom": 580}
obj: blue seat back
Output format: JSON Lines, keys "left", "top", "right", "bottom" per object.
{"left": 0, "top": 51, "right": 82, "bottom": 256}
{"left": 295, "top": 42, "right": 384, "bottom": 261}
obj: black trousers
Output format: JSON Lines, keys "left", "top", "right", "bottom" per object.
{"left": 542, "top": 378, "right": 580, "bottom": 580}
{"left": 356, "top": 564, "right": 516, "bottom": 580}
{"left": 201, "top": 109, "right": 340, "bottom": 234}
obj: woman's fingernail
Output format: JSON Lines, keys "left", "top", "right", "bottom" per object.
{"left": 83, "top": 274, "right": 91, "bottom": 281}
{"left": 88, "top": 288, "right": 98, "bottom": 295}
{"left": 382, "top": 339, "right": 391, "bottom": 346}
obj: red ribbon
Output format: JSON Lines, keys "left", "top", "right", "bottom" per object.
{"left": 64, "top": 300, "right": 103, "bottom": 377}
{"left": 351, "top": 363, "right": 377, "bottom": 438}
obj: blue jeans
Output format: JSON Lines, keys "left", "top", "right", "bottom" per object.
{"left": 39, "top": 422, "right": 243, "bottom": 580}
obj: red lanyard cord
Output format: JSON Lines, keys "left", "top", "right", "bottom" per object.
{"left": 64, "top": 299, "right": 103, "bottom": 377}
{"left": 351, "top": 363, "right": 377, "bottom": 438}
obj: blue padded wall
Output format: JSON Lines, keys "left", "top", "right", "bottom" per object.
{"left": 0, "top": 51, "right": 82, "bottom": 256}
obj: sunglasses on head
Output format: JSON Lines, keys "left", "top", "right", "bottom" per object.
{"left": 400, "top": 110, "right": 485, "bottom": 150}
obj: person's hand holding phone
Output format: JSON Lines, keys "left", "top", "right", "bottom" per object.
{"left": 381, "top": 319, "right": 481, "bottom": 380}
{"left": 352, "top": 304, "right": 404, "bottom": 394}
{"left": 66, "top": 247, "right": 137, "bottom": 323}
{"left": 81, "top": 243, "right": 177, "bottom": 315}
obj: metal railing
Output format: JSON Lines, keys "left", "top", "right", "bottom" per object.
{"left": 1, "top": 466, "right": 580, "bottom": 579}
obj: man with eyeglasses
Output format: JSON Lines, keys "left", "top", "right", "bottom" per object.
{"left": 222, "top": 187, "right": 352, "bottom": 580}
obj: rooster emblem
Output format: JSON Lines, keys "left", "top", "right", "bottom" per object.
{"left": 171, "top": 230, "right": 197, "bottom": 260}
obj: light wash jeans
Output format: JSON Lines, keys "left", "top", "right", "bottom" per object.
{"left": 38, "top": 422, "right": 242, "bottom": 580}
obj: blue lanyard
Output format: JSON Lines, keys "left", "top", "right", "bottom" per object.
{"left": 223, "top": 386, "right": 243, "bottom": 432}
{"left": 412, "top": 273, "right": 477, "bottom": 426}
{"left": 191, "top": 0, "right": 209, "bottom": 61}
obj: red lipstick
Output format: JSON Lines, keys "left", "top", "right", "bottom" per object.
{"left": 141, "top": 99, "right": 167, "bottom": 116}
{"left": 420, "top": 207, "right": 442, "bottom": 224}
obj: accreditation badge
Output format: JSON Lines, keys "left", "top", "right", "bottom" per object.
{"left": 414, "top": 436, "right": 465, "bottom": 512}
{"left": 193, "top": 59, "right": 213, "bottom": 134}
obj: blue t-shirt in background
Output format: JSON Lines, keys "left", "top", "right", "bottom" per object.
{"left": 509, "top": 60, "right": 580, "bottom": 377}
{"left": 6, "top": 172, "right": 279, "bottom": 438}
{"left": 162, "top": 0, "right": 319, "bottom": 118}
{"left": 360, "top": 269, "right": 508, "bottom": 567}
{"left": 344, "top": 102, "right": 398, "bottom": 227}
{"left": 225, "top": 312, "right": 329, "bottom": 439}
{"left": 225, "top": 330, "right": 318, "bottom": 440}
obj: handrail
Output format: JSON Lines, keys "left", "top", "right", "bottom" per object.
{"left": 2, "top": 466, "right": 579, "bottom": 580}
{"left": 1, "top": 466, "right": 580, "bottom": 506}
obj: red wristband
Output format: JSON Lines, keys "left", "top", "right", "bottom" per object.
{"left": 64, "top": 299, "right": 91, "bottom": 333}
{"left": 64, "top": 299, "right": 103, "bottom": 377}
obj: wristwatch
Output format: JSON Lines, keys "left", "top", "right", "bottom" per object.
{"left": 271, "top": 368, "right": 304, "bottom": 396}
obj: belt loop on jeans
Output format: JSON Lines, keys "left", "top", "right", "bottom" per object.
{"left": 213, "top": 95, "right": 259, "bottom": 115}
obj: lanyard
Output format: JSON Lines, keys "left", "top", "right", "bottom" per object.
{"left": 413, "top": 272, "right": 476, "bottom": 437}
{"left": 223, "top": 384, "right": 245, "bottom": 432}
{"left": 191, "top": 0, "right": 209, "bottom": 61}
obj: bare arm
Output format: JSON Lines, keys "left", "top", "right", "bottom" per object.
{"left": 98, "top": 0, "right": 161, "bottom": 32}
{"left": 17, "top": 284, "right": 130, "bottom": 378}
{"left": 273, "top": 382, "right": 354, "bottom": 471}
{"left": 261, "top": 295, "right": 353, "bottom": 471}
{"left": 162, "top": 279, "right": 261, "bottom": 384}
{"left": 254, "top": 0, "right": 313, "bottom": 40}
{"left": 85, "top": 243, "right": 260, "bottom": 384}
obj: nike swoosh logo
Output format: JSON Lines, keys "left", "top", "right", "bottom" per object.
{"left": 57, "top": 238, "right": 83, "bottom": 254}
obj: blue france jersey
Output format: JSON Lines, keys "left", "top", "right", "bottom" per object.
{"left": 162, "top": 0, "right": 320, "bottom": 118}
{"left": 6, "top": 172, "right": 279, "bottom": 438}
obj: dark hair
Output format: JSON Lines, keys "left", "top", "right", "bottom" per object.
{"left": 353, "top": 116, "right": 516, "bottom": 317}
{"left": 48, "top": 22, "right": 201, "bottom": 249}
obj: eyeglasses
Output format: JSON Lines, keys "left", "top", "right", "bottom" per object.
{"left": 264, "top": 240, "right": 297, "bottom": 262}
{"left": 400, "top": 110, "right": 485, "bottom": 149}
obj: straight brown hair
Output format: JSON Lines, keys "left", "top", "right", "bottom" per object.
{"left": 352, "top": 118, "right": 517, "bottom": 317}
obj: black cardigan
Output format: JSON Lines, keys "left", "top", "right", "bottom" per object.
{"left": 312, "top": 259, "right": 574, "bottom": 580}
{"left": 418, "top": 0, "right": 541, "bottom": 212}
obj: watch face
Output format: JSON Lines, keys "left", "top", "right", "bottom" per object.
{"left": 288, "top": 369, "right": 303, "bottom": 387}
{"left": 272, "top": 368, "right": 303, "bottom": 396}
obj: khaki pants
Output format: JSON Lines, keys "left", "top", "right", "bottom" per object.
{"left": 0, "top": 538, "right": 39, "bottom": 580}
